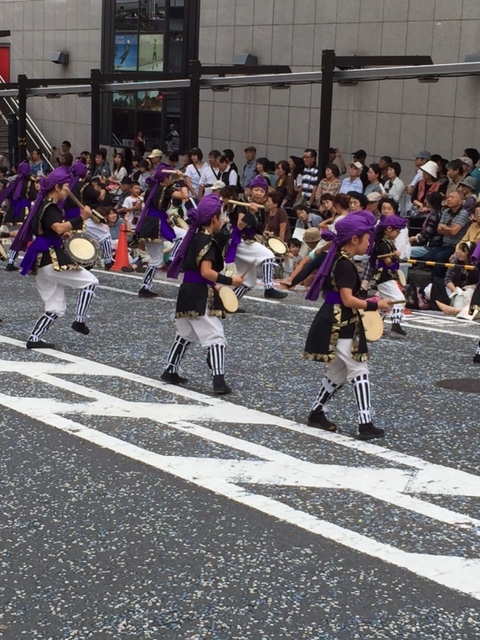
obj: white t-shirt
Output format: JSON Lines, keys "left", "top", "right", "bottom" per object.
{"left": 185, "top": 163, "right": 206, "bottom": 197}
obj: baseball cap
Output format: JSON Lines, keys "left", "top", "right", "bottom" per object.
{"left": 211, "top": 180, "right": 226, "bottom": 191}
{"left": 415, "top": 150, "right": 431, "bottom": 160}
{"left": 366, "top": 192, "right": 382, "bottom": 202}
{"left": 148, "top": 149, "right": 163, "bottom": 159}
{"left": 350, "top": 161, "right": 363, "bottom": 170}
{"left": 458, "top": 156, "right": 474, "bottom": 169}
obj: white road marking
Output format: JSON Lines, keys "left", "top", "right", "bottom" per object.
{"left": 1, "top": 335, "right": 480, "bottom": 600}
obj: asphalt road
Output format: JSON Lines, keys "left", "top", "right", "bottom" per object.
{"left": 0, "top": 267, "right": 479, "bottom": 639}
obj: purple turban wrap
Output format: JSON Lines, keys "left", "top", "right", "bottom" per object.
{"left": 58, "top": 160, "right": 89, "bottom": 209}
{"left": 471, "top": 242, "right": 480, "bottom": 266}
{"left": 376, "top": 214, "right": 408, "bottom": 231}
{"left": 305, "top": 210, "right": 377, "bottom": 301}
{"left": 0, "top": 161, "right": 32, "bottom": 207}
{"left": 250, "top": 175, "right": 269, "bottom": 192}
{"left": 134, "top": 162, "right": 172, "bottom": 234}
{"left": 12, "top": 166, "right": 72, "bottom": 253}
{"left": 167, "top": 193, "right": 222, "bottom": 279}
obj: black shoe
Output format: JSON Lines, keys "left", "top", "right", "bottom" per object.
{"left": 307, "top": 409, "right": 337, "bottom": 432}
{"left": 213, "top": 374, "right": 232, "bottom": 394}
{"left": 264, "top": 288, "right": 287, "bottom": 300}
{"left": 160, "top": 370, "right": 189, "bottom": 385}
{"left": 391, "top": 322, "right": 407, "bottom": 337}
{"left": 5, "top": 263, "right": 19, "bottom": 272}
{"left": 235, "top": 307, "right": 247, "bottom": 314}
{"left": 358, "top": 422, "right": 385, "bottom": 440}
{"left": 71, "top": 321, "right": 90, "bottom": 335}
{"left": 473, "top": 354, "right": 480, "bottom": 364}
{"left": 26, "top": 340, "right": 55, "bottom": 350}
{"left": 104, "top": 261, "right": 114, "bottom": 271}
{"left": 138, "top": 288, "right": 159, "bottom": 298}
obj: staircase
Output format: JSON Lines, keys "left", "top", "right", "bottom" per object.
{"left": 0, "top": 114, "right": 8, "bottom": 157}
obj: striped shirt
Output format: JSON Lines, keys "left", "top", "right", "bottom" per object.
{"left": 301, "top": 167, "right": 319, "bottom": 201}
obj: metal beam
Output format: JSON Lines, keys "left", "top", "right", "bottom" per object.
{"left": 201, "top": 65, "right": 292, "bottom": 76}
{"left": 334, "top": 55, "right": 432, "bottom": 69}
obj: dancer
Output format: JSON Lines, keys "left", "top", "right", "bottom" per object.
{"left": 222, "top": 176, "right": 287, "bottom": 301}
{"left": 15, "top": 167, "right": 98, "bottom": 349}
{"left": 135, "top": 163, "right": 183, "bottom": 298}
{"left": 0, "top": 161, "right": 35, "bottom": 271}
{"left": 471, "top": 242, "right": 480, "bottom": 363}
{"left": 161, "top": 194, "right": 244, "bottom": 393}
{"left": 371, "top": 214, "right": 409, "bottom": 336}
{"left": 304, "top": 211, "right": 393, "bottom": 439}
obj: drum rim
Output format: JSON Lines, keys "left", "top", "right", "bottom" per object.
{"left": 67, "top": 236, "right": 97, "bottom": 260}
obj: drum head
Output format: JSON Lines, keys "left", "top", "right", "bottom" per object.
{"left": 360, "top": 311, "right": 384, "bottom": 342}
{"left": 218, "top": 287, "right": 239, "bottom": 313}
{"left": 69, "top": 237, "right": 96, "bottom": 261}
{"left": 267, "top": 237, "right": 287, "bottom": 256}
{"left": 397, "top": 269, "right": 407, "bottom": 286}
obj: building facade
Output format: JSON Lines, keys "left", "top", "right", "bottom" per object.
{"left": 1, "top": 0, "right": 480, "bottom": 169}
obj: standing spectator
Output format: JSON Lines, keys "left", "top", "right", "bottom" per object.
{"left": 50, "top": 140, "right": 71, "bottom": 167}
{"left": 198, "top": 150, "right": 221, "bottom": 199}
{"left": 240, "top": 146, "right": 257, "bottom": 190}
{"left": 301, "top": 148, "right": 319, "bottom": 206}
{"left": 288, "top": 155, "right": 304, "bottom": 201}
{"left": 29, "top": 149, "right": 48, "bottom": 177}
{"left": 184, "top": 147, "right": 206, "bottom": 200}
{"left": 274, "top": 161, "right": 296, "bottom": 208}
{"left": 339, "top": 162, "right": 364, "bottom": 194}
{"left": 218, "top": 154, "right": 239, "bottom": 189}
{"left": 166, "top": 124, "right": 180, "bottom": 153}
{"left": 378, "top": 155, "right": 393, "bottom": 184}
{"left": 223, "top": 149, "right": 239, "bottom": 177}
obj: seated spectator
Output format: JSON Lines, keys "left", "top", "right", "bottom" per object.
{"left": 93, "top": 148, "right": 112, "bottom": 179}
{"left": 409, "top": 191, "right": 444, "bottom": 259}
{"left": 255, "top": 157, "right": 273, "bottom": 186}
{"left": 134, "top": 159, "right": 151, "bottom": 192}
{"left": 113, "top": 177, "right": 132, "bottom": 212}
{"left": 456, "top": 201, "right": 480, "bottom": 249}
{"left": 288, "top": 155, "right": 304, "bottom": 202}
{"left": 314, "top": 163, "right": 341, "bottom": 201}
{"left": 463, "top": 148, "right": 480, "bottom": 193}
{"left": 445, "top": 159, "right": 466, "bottom": 195}
{"left": 283, "top": 238, "right": 303, "bottom": 278}
{"left": 294, "top": 204, "right": 322, "bottom": 232}
{"left": 348, "top": 191, "right": 368, "bottom": 211}
{"left": 274, "top": 160, "right": 296, "bottom": 208}
{"left": 364, "top": 164, "right": 385, "bottom": 196}
{"left": 339, "top": 162, "right": 364, "bottom": 194}
{"left": 264, "top": 191, "right": 291, "bottom": 242}
{"left": 457, "top": 176, "right": 478, "bottom": 215}
{"left": 421, "top": 190, "right": 471, "bottom": 277}
{"left": 279, "top": 228, "right": 323, "bottom": 289}
{"left": 317, "top": 193, "right": 336, "bottom": 220}
{"left": 29, "top": 149, "right": 48, "bottom": 176}
{"left": 378, "top": 155, "right": 393, "bottom": 184}
{"left": 406, "top": 150, "right": 431, "bottom": 197}
{"left": 384, "top": 162, "right": 405, "bottom": 203}
{"left": 411, "top": 160, "right": 445, "bottom": 215}
{"left": 366, "top": 192, "right": 382, "bottom": 219}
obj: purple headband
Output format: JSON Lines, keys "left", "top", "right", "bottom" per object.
{"left": 167, "top": 193, "right": 222, "bottom": 279}
{"left": 0, "top": 160, "right": 32, "bottom": 207}
{"left": 305, "top": 210, "right": 377, "bottom": 301}
{"left": 58, "top": 161, "right": 89, "bottom": 209}
{"left": 11, "top": 166, "right": 72, "bottom": 253}
{"left": 250, "top": 175, "right": 269, "bottom": 191}
{"left": 376, "top": 214, "right": 408, "bottom": 231}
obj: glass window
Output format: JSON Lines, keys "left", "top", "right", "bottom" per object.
{"left": 115, "top": 0, "right": 139, "bottom": 31}
{"left": 114, "top": 34, "right": 138, "bottom": 71}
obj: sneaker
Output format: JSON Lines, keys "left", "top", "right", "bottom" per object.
{"left": 138, "top": 288, "right": 159, "bottom": 298}
{"left": 391, "top": 322, "right": 407, "bottom": 337}
{"left": 213, "top": 374, "right": 232, "bottom": 394}
{"left": 71, "top": 321, "right": 90, "bottom": 335}
{"left": 234, "top": 307, "right": 247, "bottom": 314}
{"left": 5, "top": 263, "right": 19, "bottom": 272}
{"left": 307, "top": 409, "right": 337, "bottom": 432}
{"left": 358, "top": 422, "right": 385, "bottom": 440}
{"left": 160, "top": 370, "right": 189, "bottom": 385}
{"left": 26, "top": 340, "right": 55, "bottom": 350}
{"left": 264, "top": 288, "right": 287, "bottom": 300}
{"left": 104, "top": 261, "right": 114, "bottom": 271}
{"left": 473, "top": 354, "right": 480, "bottom": 364}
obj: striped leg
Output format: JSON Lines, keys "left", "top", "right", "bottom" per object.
{"left": 141, "top": 265, "right": 158, "bottom": 291}
{"left": 74, "top": 284, "right": 96, "bottom": 323}
{"left": 7, "top": 249, "right": 18, "bottom": 265}
{"left": 169, "top": 237, "right": 183, "bottom": 262}
{"left": 165, "top": 335, "right": 191, "bottom": 373}
{"left": 209, "top": 344, "right": 231, "bottom": 394}
{"left": 161, "top": 335, "right": 191, "bottom": 384}
{"left": 351, "top": 373, "right": 371, "bottom": 425}
{"left": 391, "top": 305, "right": 404, "bottom": 323}
{"left": 311, "top": 378, "right": 343, "bottom": 412}
{"left": 99, "top": 237, "right": 113, "bottom": 265}
{"left": 473, "top": 338, "right": 480, "bottom": 363}
{"left": 261, "top": 258, "right": 276, "bottom": 289}
{"left": 233, "top": 284, "right": 251, "bottom": 301}
{"left": 27, "top": 312, "right": 58, "bottom": 343}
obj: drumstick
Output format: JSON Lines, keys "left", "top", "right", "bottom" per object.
{"left": 407, "top": 258, "right": 478, "bottom": 271}
{"left": 163, "top": 169, "right": 185, "bottom": 176}
{"left": 228, "top": 199, "right": 265, "bottom": 209}
{"left": 377, "top": 252, "right": 397, "bottom": 259}
{"left": 66, "top": 189, "right": 108, "bottom": 224}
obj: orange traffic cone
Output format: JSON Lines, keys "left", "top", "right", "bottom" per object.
{"left": 110, "top": 223, "right": 132, "bottom": 272}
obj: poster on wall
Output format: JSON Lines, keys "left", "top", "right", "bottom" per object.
{"left": 114, "top": 34, "right": 138, "bottom": 71}
{"left": 138, "top": 34, "right": 164, "bottom": 72}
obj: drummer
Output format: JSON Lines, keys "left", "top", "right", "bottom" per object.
{"left": 162, "top": 193, "right": 244, "bottom": 394}
{"left": 304, "top": 211, "right": 393, "bottom": 440}
{"left": 15, "top": 166, "right": 99, "bottom": 349}
{"left": 221, "top": 175, "right": 287, "bottom": 301}
{"left": 371, "top": 214, "right": 409, "bottom": 337}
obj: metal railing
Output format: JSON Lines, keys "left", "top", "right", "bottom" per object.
{"left": 0, "top": 74, "right": 54, "bottom": 169}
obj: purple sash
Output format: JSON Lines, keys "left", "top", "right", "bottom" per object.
{"left": 378, "top": 259, "right": 399, "bottom": 271}
{"left": 224, "top": 227, "right": 242, "bottom": 262}
{"left": 20, "top": 235, "right": 62, "bottom": 276}
{"left": 12, "top": 198, "right": 31, "bottom": 223}
{"left": 324, "top": 291, "right": 342, "bottom": 304}
{"left": 65, "top": 206, "right": 81, "bottom": 221}
{"left": 182, "top": 269, "right": 215, "bottom": 287}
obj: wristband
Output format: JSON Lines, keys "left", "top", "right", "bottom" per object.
{"left": 308, "top": 250, "right": 316, "bottom": 260}
{"left": 70, "top": 215, "right": 84, "bottom": 231}
{"left": 216, "top": 273, "right": 233, "bottom": 286}
{"left": 365, "top": 300, "right": 378, "bottom": 312}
